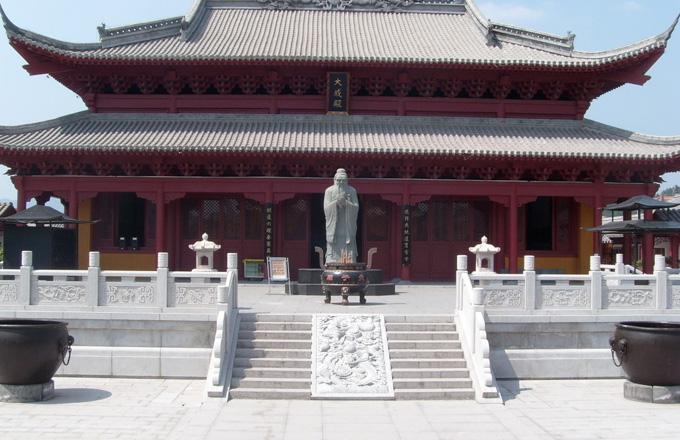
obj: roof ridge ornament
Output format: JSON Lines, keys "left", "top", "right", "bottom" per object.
{"left": 256, "top": 0, "right": 417, "bottom": 11}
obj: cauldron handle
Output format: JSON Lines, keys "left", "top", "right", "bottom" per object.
{"left": 60, "top": 335, "right": 75, "bottom": 366}
{"left": 609, "top": 336, "right": 627, "bottom": 367}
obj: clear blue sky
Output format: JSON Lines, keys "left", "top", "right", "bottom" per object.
{"left": 0, "top": 0, "right": 679, "bottom": 205}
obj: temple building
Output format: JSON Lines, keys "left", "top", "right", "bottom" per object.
{"left": 0, "top": 0, "right": 679, "bottom": 280}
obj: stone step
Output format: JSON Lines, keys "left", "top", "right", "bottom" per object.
{"left": 389, "top": 349, "right": 463, "bottom": 359}
{"left": 229, "top": 388, "right": 310, "bottom": 400}
{"left": 393, "top": 378, "right": 472, "bottom": 390}
{"left": 232, "top": 367, "right": 311, "bottom": 379}
{"left": 234, "top": 358, "right": 312, "bottom": 369}
{"left": 388, "top": 340, "right": 461, "bottom": 350}
{"left": 235, "top": 348, "right": 311, "bottom": 359}
{"left": 394, "top": 389, "right": 475, "bottom": 400}
{"left": 391, "top": 368, "right": 469, "bottom": 379}
{"left": 390, "top": 359, "right": 467, "bottom": 369}
{"left": 231, "top": 377, "right": 311, "bottom": 389}
{"left": 384, "top": 315, "right": 454, "bottom": 323}
{"left": 237, "top": 339, "right": 311, "bottom": 349}
{"left": 386, "top": 323, "right": 456, "bottom": 332}
{"left": 240, "top": 322, "right": 312, "bottom": 331}
{"left": 240, "top": 314, "right": 312, "bottom": 323}
{"left": 239, "top": 330, "right": 312, "bottom": 340}
{"left": 387, "top": 331, "right": 459, "bottom": 341}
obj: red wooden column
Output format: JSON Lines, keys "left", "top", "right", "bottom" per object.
{"left": 592, "top": 194, "right": 602, "bottom": 256}
{"left": 672, "top": 236, "right": 680, "bottom": 269}
{"left": 508, "top": 193, "right": 518, "bottom": 273}
{"left": 156, "top": 191, "right": 166, "bottom": 253}
{"left": 622, "top": 211, "right": 632, "bottom": 265}
{"left": 643, "top": 209, "right": 654, "bottom": 274}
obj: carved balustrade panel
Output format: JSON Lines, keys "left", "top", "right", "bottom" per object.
{"left": 31, "top": 275, "right": 88, "bottom": 305}
{"left": 604, "top": 286, "right": 656, "bottom": 309}
{"left": 101, "top": 279, "right": 157, "bottom": 306}
{"left": 672, "top": 285, "right": 680, "bottom": 309}
{"left": 538, "top": 286, "right": 591, "bottom": 309}
{"left": 0, "top": 282, "right": 19, "bottom": 305}
{"left": 481, "top": 282, "right": 525, "bottom": 309}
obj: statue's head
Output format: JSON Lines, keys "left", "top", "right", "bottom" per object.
{"left": 334, "top": 168, "right": 349, "bottom": 188}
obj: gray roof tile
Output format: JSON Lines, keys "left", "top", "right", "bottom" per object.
{"left": 1, "top": 2, "right": 676, "bottom": 67}
{"left": 0, "top": 112, "right": 678, "bottom": 161}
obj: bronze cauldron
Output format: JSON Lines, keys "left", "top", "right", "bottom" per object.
{"left": 0, "top": 320, "right": 74, "bottom": 385}
{"left": 610, "top": 321, "right": 680, "bottom": 386}
{"left": 321, "top": 262, "right": 369, "bottom": 305}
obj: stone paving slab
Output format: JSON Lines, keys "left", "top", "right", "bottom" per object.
{"left": 1, "top": 377, "right": 680, "bottom": 439}
{"left": 239, "top": 283, "right": 456, "bottom": 315}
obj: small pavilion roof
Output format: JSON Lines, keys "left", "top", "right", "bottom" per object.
{"left": 1, "top": 0, "right": 677, "bottom": 69}
{"left": 605, "top": 195, "right": 680, "bottom": 211}
{"left": 589, "top": 220, "right": 680, "bottom": 234}
{"left": 0, "top": 205, "right": 89, "bottom": 225}
{"left": 0, "top": 112, "right": 679, "bottom": 161}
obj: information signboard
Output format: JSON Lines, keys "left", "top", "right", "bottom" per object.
{"left": 267, "top": 257, "right": 291, "bottom": 294}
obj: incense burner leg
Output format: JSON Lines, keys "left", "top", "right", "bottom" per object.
{"left": 360, "top": 291, "right": 366, "bottom": 305}
{"left": 323, "top": 287, "right": 331, "bottom": 304}
{"left": 341, "top": 286, "right": 349, "bottom": 305}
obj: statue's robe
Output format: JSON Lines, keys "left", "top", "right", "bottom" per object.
{"left": 323, "top": 184, "right": 359, "bottom": 263}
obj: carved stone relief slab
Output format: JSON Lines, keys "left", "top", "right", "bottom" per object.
{"left": 104, "top": 284, "right": 156, "bottom": 306}
{"left": 0, "top": 283, "right": 18, "bottom": 304}
{"left": 672, "top": 286, "right": 680, "bottom": 308}
{"left": 33, "top": 284, "right": 87, "bottom": 304}
{"left": 540, "top": 287, "right": 590, "bottom": 309}
{"left": 607, "top": 288, "right": 655, "bottom": 308}
{"left": 312, "top": 314, "right": 394, "bottom": 399}
{"left": 175, "top": 286, "right": 217, "bottom": 306}
{"left": 484, "top": 288, "right": 524, "bottom": 309}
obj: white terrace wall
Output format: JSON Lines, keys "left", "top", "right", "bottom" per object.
{"left": 0, "top": 250, "right": 237, "bottom": 379}
{"left": 461, "top": 254, "right": 680, "bottom": 380}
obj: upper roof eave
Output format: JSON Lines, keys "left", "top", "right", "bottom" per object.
{"left": 0, "top": 1, "right": 676, "bottom": 68}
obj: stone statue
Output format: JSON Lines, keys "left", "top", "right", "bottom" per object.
{"left": 324, "top": 168, "right": 359, "bottom": 263}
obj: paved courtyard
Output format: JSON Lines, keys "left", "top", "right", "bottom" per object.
{"left": 1, "top": 377, "right": 678, "bottom": 440}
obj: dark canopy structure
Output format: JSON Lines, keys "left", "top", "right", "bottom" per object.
{"left": 605, "top": 195, "right": 680, "bottom": 211}
{"left": 589, "top": 220, "right": 680, "bottom": 234}
{"left": 0, "top": 205, "right": 94, "bottom": 225}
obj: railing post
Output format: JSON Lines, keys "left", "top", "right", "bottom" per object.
{"left": 615, "top": 254, "right": 625, "bottom": 274}
{"left": 590, "top": 255, "right": 603, "bottom": 311}
{"left": 19, "top": 251, "right": 32, "bottom": 305}
{"left": 456, "top": 255, "right": 468, "bottom": 312}
{"left": 654, "top": 254, "right": 669, "bottom": 310}
{"left": 87, "top": 252, "right": 100, "bottom": 307}
{"left": 227, "top": 252, "right": 238, "bottom": 309}
{"left": 523, "top": 255, "right": 536, "bottom": 311}
{"left": 157, "top": 252, "right": 169, "bottom": 308}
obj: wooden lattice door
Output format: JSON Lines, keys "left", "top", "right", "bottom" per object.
{"left": 278, "top": 196, "right": 310, "bottom": 280}
{"left": 362, "top": 197, "right": 394, "bottom": 279}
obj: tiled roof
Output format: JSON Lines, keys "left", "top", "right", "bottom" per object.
{"left": 1, "top": 1, "right": 676, "bottom": 67}
{"left": 1, "top": 112, "right": 678, "bottom": 161}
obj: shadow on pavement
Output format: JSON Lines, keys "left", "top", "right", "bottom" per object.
{"left": 40, "top": 388, "right": 112, "bottom": 404}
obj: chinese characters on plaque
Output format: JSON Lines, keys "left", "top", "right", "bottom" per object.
{"left": 327, "top": 72, "right": 349, "bottom": 114}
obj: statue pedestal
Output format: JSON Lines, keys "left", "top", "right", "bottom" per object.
{"left": 321, "top": 263, "right": 369, "bottom": 305}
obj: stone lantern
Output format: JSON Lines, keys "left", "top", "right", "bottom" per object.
{"left": 469, "top": 236, "right": 501, "bottom": 274}
{"left": 188, "top": 233, "right": 222, "bottom": 272}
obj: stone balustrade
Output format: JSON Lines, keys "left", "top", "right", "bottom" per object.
{"left": 467, "top": 254, "right": 677, "bottom": 314}
{"left": 0, "top": 251, "right": 233, "bottom": 310}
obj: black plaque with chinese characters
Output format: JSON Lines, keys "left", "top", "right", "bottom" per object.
{"left": 327, "top": 72, "right": 350, "bottom": 114}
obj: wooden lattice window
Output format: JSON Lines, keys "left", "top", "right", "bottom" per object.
{"left": 412, "top": 202, "right": 429, "bottom": 242}
{"left": 284, "top": 198, "right": 308, "bottom": 241}
{"left": 366, "top": 201, "right": 389, "bottom": 241}
{"left": 452, "top": 202, "right": 471, "bottom": 242}
{"left": 244, "top": 199, "right": 264, "bottom": 240}
{"left": 431, "top": 201, "right": 450, "bottom": 242}
{"left": 222, "top": 198, "right": 240, "bottom": 240}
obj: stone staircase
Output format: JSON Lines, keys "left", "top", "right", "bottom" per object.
{"left": 229, "top": 313, "right": 475, "bottom": 400}
{"left": 386, "top": 315, "right": 475, "bottom": 400}
{"left": 229, "top": 313, "right": 312, "bottom": 399}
